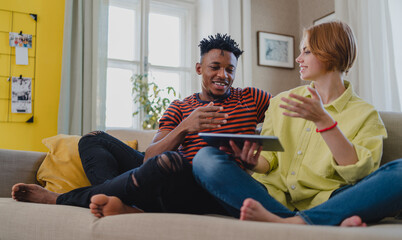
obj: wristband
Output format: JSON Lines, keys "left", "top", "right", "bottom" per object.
{"left": 316, "top": 121, "right": 337, "bottom": 133}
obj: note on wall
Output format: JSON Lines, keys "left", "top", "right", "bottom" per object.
{"left": 15, "top": 47, "right": 28, "bottom": 65}
{"left": 9, "top": 32, "right": 32, "bottom": 65}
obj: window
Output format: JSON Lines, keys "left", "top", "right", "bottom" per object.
{"left": 105, "top": 0, "right": 195, "bottom": 129}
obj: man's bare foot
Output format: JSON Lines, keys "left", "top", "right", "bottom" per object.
{"left": 11, "top": 183, "right": 59, "bottom": 204}
{"left": 89, "top": 194, "right": 144, "bottom": 218}
{"left": 340, "top": 216, "right": 367, "bottom": 227}
{"left": 240, "top": 198, "right": 305, "bottom": 224}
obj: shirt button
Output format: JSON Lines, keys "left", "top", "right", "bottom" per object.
{"left": 291, "top": 185, "right": 296, "bottom": 190}
{"left": 297, "top": 151, "right": 302, "bottom": 155}
{"left": 291, "top": 171, "right": 295, "bottom": 175}
{"left": 306, "top": 127, "right": 311, "bottom": 132}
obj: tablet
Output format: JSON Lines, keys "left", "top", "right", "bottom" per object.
{"left": 199, "top": 133, "right": 284, "bottom": 152}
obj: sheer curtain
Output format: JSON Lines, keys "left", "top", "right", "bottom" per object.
{"left": 389, "top": 0, "right": 402, "bottom": 106}
{"left": 335, "top": 0, "right": 401, "bottom": 111}
{"left": 58, "top": 0, "right": 109, "bottom": 135}
{"left": 197, "top": 0, "right": 252, "bottom": 89}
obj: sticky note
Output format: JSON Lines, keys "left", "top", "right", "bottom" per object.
{"left": 16, "top": 47, "right": 28, "bottom": 65}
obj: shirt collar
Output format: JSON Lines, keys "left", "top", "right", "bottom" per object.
{"left": 196, "top": 87, "right": 232, "bottom": 103}
{"left": 303, "top": 80, "right": 353, "bottom": 112}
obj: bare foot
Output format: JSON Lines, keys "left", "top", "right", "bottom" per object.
{"left": 240, "top": 198, "right": 305, "bottom": 224}
{"left": 241, "top": 198, "right": 367, "bottom": 227}
{"left": 89, "top": 194, "right": 144, "bottom": 218}
{"left": 340, "top": 216, "right": 367, "bottom": 227}
{"left": 11, "top": 183, "right": 59, "bottom": 204}
{"left": 240, "top": 198, "right": 278, "bottom": 222}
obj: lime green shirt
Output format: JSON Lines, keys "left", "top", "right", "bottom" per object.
{"left": 253, "top": 81, "right": 387, "bottom": 211}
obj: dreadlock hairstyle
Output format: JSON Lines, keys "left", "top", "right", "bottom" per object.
{"left": 198, "top": 33, "right": 244, "bottom": 60}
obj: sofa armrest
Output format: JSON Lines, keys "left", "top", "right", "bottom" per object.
{"left": 0, "top": 149, "right": 46, "bottom": 197}
{"left": 379, "top": 111, "right": 402, "bottom": 165}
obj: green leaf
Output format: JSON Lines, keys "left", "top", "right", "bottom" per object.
{"left": 131, "top": 74, "right": 177, "bottom": 130}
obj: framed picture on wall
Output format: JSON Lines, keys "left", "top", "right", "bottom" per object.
{"left": 257, "top": 31, "right": 294, "bottom": 69}
{"left": 313, "top": 12, "right": 335, "bottom": 25}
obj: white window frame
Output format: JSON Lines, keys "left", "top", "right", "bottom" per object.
{"left": 106, "top": 0, "right": 196, "bottom": 129}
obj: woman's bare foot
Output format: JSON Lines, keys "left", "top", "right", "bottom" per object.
{"left": 240, "top": 198, "right": 305, "bottom": 224}
{"left": 89, "top": 194, "right": 144, "bottom": 218}
{"left": 241, "top": 198, "right": 367, "bottom": 227}
{"left": 340, "top": 216, "right": 367, "bottom": 227}
{"left": 240, "top": 198, "right": 277, "bottom": 222}
{"left": 11, "top": 183, "right": 59, "bottom": 204}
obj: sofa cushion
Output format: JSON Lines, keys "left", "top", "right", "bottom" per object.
{"left": 0, "top": 198, "right": 94, "bottom": 240}
{"left": 1, "top": 198, "right": 401, "bottom": 240}
{"left": 36, "top": 134, "right": 138, "bottom": 193}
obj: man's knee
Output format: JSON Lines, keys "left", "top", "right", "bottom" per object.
{"left": 81, "top": 130, "right": 104, "bottom": 139}
{"left": 79, "top": 131, "right": 105, "bottom": 147}
{"left": 155, "top": 151, "right": 185, "bottom": 174}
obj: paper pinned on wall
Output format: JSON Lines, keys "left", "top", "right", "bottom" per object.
{"left": 11, "top": 76, "right": 32, "bottom": 113}
{"left": 9, "top": 32, "right": 32, "bottom": 65}
{"left": 9, "top": 32, "right": 33, "bottom": 48}
{"left": 16, "top": 47, "right": 28, "bottom": 65}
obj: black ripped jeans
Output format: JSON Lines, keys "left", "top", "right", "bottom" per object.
{"left": 56, "top": 131, "right": 227, "bottom": 215}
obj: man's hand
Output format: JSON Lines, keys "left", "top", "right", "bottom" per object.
{"left": 146, "top": 102, "right": 227, "bottom": 160}
{"left": 180, "top": 102, "right": 228, "bottom": 133}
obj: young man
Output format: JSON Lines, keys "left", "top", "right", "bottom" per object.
{"left": 12, "top": 34, "right": 272, "bottom": 217}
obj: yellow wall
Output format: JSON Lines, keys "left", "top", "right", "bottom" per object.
{"left": 0, "top": 0, "right": 65, "bottom": 152}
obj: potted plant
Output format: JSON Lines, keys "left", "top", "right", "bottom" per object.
{"left": 131, "top": 74, "right": 176, "bottom": 130}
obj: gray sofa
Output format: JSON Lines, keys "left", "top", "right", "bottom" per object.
{"left": 1, "top": 112, "right": 401, "bottom": 240}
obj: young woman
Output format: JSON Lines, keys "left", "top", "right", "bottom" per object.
{"left": 192, "top": 21, "right": 402, "bottom": 226}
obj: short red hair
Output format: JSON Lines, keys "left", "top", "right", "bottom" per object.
{"left": 303, "top": 21, "right": 357, "bottom": 74}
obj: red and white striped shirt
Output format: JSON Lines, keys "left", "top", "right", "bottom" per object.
{"left": 159, "top": 87, "right": 272, "bottom": 163}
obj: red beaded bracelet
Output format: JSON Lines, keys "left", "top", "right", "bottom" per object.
{"left": 316, "top": 121, "right": 338, "bottom": 133}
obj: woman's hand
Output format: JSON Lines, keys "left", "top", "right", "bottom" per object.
{"left": 279, "top": 87, "right": 334, "bottom": 128}
{"left": 279, "top": 86, "right": 358, "bottom": 166}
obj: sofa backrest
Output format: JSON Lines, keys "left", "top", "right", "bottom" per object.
{"left": 106, "top": 129, "right": 158, "bottom": 152}
{"left": 0, "top": 111, "right": 399, "bottom": 198}
{"left": 106, "top": 111, "right": 401, "bottom": 165}
{"left": 379, "top": 111, "right": 402, "bottom": 165}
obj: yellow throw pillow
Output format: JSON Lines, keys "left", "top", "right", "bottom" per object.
{"left": 123, "top": 139, "right": 138, "bottom": 150}
{"left": 36, "top": 134, "right": 138, "bottom": 193}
